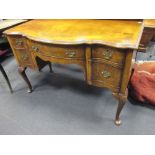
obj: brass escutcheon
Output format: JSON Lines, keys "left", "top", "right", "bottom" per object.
{"left": 103, "top": 50, "right": 113, "bottom": 60}
{"left": 32, "top": 45, "right": 39, "bottom": 52}
{"left": 65, "top": 51, "right": 76, "bottom": 58}
{"left": 21, "top": 55, "right": 28, "bottom": 61}
{"left": 16, "top": 39, "right": 23, "bottom": 46}
{"left": 101, "top": 70, "right": 111, "bottom": 78}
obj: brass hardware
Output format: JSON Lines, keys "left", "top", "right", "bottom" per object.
{"left": 138, "top": 44, "right": 146, "bottom": 51}
{"left": 101, "top": 70, "right": 111, "bottom": 78}
{"left": 139, "top": 44, "right": 144, "bottom": 47}
{"left": 65, "top": 51, "right": 76, "bottom": 58}
{"left": 103, "top": 50, "right": 113, "bottom": 60}
{"left": 21, "top": 55, "right": 28, "bottom": 61}
{"left": 16, "top": 39, "right": 23, "bottom": 46}
{"left": 32, "top": 45, "right": 39, "bottom": 52}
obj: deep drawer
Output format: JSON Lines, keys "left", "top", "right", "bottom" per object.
{"left": 91, "top": 61, "right": 122, "bottom": 91}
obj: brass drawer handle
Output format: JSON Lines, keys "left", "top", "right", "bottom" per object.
{"left": 21, "top": 55, "right": 28, "bottom": 61}
{"left": 65, "top": 51, "right": 76, "bottom": 58}
{"left": 15, "top": 39, "right": 23, "bottom": 46}
{"left": 102, "top": 50, "right": 113, "bottom": 60}
{"left": 32, "top": 45, "right": 39, "bottom": 52}
{"left": 101, "top": 70, "right": 111, "bottom": 78}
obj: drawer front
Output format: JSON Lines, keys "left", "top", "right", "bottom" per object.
{"left": 91, "top": 61, "right": 122, "bottom": 90}
{"left": 9, "top": 36, "right": 26, "bottom": 49}
{"left": 29, "top": 41, "right": 85, "bottom": 60}
{"left": 7, "top": 36, "right": 34, "bottom": 67}
{"left": 15, "top": 49, "right": 33, "bottom": 66}
{"left": 92, "top": 45, "right": 125, "bottom": 67}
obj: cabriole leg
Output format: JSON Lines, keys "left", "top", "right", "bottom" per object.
{"left": 18, "top": 67, "right": 32, "bottom": 93}
{"left": 115, "top": 99, "right": 126, "bottom": 125}
{"left": 113, "top": 90, "right": 128, "bottom": 126}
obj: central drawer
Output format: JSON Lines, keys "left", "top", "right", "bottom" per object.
{"left": 29, "top": 41, "right": 85, "bottom": 60}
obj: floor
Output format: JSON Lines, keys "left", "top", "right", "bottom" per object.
{"left": 0, "top": 42, "right": 155, "bottom": 135}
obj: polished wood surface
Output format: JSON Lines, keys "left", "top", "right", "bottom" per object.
{"left": 144, "top": 19, "right": 155, "bottom": 28}
{"left": 139, "top": 19, "right": 155, "bottom": 51}
{"left": 4, "top": 19, "right": 144, "bottom": 125}
{"left": 4, "top": 19, "right": 143, "bottom": 49}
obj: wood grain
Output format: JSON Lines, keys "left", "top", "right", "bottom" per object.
{"left": 144, "top": 19, "right": 155, "bottom": 28}
{"left": 4, "top": 19, "right": 143, "bottom": 49}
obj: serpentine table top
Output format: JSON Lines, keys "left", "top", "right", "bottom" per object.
{"left": 4, "top": 19, "right": 143, "bottom": 49}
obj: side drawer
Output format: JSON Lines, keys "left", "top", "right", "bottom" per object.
{"left": 91, "top": 61, "right": 122, "bottom": 91}
{"left": 92, "top": 45, "right": 125, "bottom": 67}
{"left": 7, "top": 36, "right": 34, "bottom": 68}
{"left": 8, "top": 35, "right": 26, "bottom": 49}
{"left": 14, "top": 49, "right": 34, "bottom": 67}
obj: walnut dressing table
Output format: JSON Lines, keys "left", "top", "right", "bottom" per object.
{"left": 4, "top": 20, "right": 144, "bottom": 125}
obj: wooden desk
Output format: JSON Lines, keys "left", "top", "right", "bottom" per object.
{"left": 139, "top": 19, "right": 155, "bottom": 51}
{"left": 4, "top": 19, "right": 143, "bottom": 125}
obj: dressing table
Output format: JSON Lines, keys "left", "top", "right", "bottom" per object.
{"left": 4, "top": 20, "right": 144, "bottom": 125}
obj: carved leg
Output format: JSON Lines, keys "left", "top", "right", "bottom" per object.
{"left": 115, "top": 99, "right": 126, "bottom": 125}
{"left": 113, "top": 90, "right": 128, "bottom": 126}
{"left": 0, "top": 64, "right": 13, "bottom": 93}
{"left": 18, "top": 67, "right": 32, "bottom": 93}
{"left": 48, "top": 62, "right": 53, "bottom": 73}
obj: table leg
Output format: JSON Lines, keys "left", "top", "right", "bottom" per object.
{"left": 113, "top": 90, "right": 128, "bottom": 126}
{"left": 18, "top": 67, "right": 32, "bottom": 93}
{"left": 115, "top": 99, "right": 126, "bottom": 125}
{"left": 0, "top": 64, "right": 13, "bottom": 93}
{"left": 48, "top": 62, "right": 53, "bottom": 73}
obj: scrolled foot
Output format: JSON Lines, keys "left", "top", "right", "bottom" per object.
{"left": 115, "top": 119, "right": 122, "bottom": 126}
{"left": 27, "top": 88, "right": 33, "bottom": 93}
